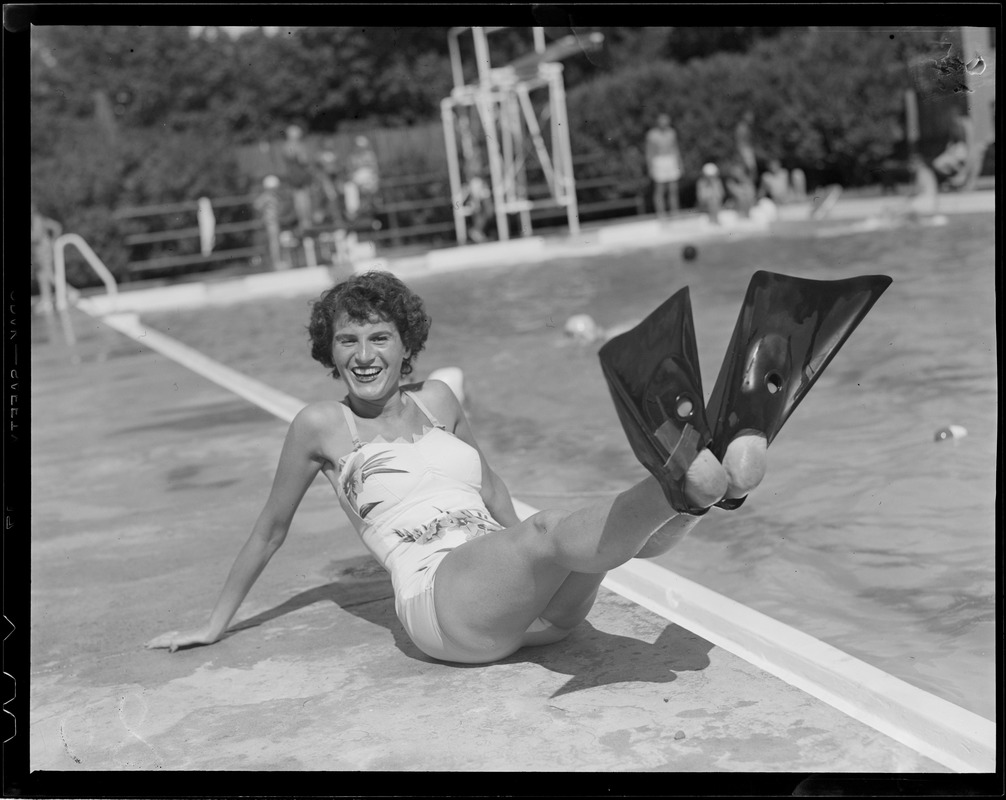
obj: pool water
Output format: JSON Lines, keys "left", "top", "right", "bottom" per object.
{"left": 145, "top": 213, "right": 997, "bottom": 720}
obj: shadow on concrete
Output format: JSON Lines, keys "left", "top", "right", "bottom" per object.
{"left": 504, "top": 621, "right": 715, "bottom": 699}
{"left": 227, "top": 553, "right": 418, "bottom": 655}
{"left": 228, "top": 554, "right": 714, "bottom": 699}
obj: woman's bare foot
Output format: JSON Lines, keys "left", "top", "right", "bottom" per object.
{"left": 683, "top": 449, "right": 728, "bottom": 509}
{"left": 636, "top": 435, "right": 767, "bottom": 558}
{"left": 721, "top": 430, "right": 768, "bottom": 500}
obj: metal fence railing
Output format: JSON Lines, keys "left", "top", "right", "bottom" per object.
{"left": 112, "top": 156, "right": 649, "bottom": 277}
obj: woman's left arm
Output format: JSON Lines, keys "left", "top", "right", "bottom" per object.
{"left": 479, "top": 464, "right": 522, "bottom": 528}
{"left": 427, "top": 380, "right": 523, "bottom": 527}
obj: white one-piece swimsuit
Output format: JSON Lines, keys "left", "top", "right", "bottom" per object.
{"left": 334, "top": 390, "right": 509, "bottom": 662}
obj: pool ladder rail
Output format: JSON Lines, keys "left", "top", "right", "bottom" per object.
{"left": 47, "top": 233, "right": 120, "bottom": 346}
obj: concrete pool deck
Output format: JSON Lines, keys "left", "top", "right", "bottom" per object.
{"left": 26, "top": 311, "right": 981, "bottom": 778}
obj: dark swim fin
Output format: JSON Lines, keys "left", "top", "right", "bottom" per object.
{"left": 599, "top": 287, "right": 713, "bottom": 515}
{"left": 706, "top": 270, "right": 892, "bottom": 509}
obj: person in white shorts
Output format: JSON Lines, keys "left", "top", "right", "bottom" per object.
{"left": 646, "top": 113, "right": 682, "bottom": 219}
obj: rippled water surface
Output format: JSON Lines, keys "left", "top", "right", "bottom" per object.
{"left": 146, "top": 214, "right": 997, "bottom": 719}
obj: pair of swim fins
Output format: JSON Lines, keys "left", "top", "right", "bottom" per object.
{"left": 598, "top": 271, "right": 892, "bottom": 514}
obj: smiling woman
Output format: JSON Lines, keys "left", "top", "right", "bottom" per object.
{"left": 308, "top": 271, "right": 431, "bottom": 383}
{"left": 147, "top": 270, "right": 756, "bottom": 663}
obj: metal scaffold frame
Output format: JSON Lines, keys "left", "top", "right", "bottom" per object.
{"left": 441, "top": 27, "right": 602, "bottom": 244}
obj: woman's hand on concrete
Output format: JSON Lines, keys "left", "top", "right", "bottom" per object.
{"left": 145, "top": 625, "right": 220, "bottom": 653}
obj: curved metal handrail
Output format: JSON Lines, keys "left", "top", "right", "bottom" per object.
{"left": 52, "top": 233, "right": 119, "bottom": 312}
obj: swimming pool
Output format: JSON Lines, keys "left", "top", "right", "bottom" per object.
{"left": 144, "top": 212, "right": 996, "bottom": 720}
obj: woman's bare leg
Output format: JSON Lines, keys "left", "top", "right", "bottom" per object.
{"left": 524, "top": 509, "right": 703, "bottom": 641}
{"left": 538, "top": 571, "right": 605, "bottom": 629}
{"left": 654, "top": 183, "right": 667, "bottom": 218}
{"left": 631, "top": 511, "right": 705, "bottom": 559}
{"left": 433, "top": 475, "right": 696, "bottom": 658}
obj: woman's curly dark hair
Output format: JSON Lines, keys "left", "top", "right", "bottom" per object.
{"left": 307, "top": 271, "right": 432, "bottom": 379}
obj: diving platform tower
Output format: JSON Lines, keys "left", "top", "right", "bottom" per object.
{"left": 441, "top": 27, "right": 604, "bottom": 244}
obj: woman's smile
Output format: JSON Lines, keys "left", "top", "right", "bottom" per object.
{"left": 350, "top": 365, "right": 383, "bottom": 383}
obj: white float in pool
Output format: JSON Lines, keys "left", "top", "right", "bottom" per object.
{"left": 934, "top": 424, "right": 968, "bottom": 443}
{"left": 564, "top": 314, "right": 601, "bottom": 343}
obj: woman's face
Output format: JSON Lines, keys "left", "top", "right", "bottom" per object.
{"left": 332, "top": 312, "right": 410, "bottom": 403}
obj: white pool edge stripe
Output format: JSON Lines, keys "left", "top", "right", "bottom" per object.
{"left": 98, "top": 311, "right": 995, "bottom": 773}
{"left": 598, "top": 559, "right": 996, "bottom": 774}
{"left": 101, "top": 313, "right": 306, "bottom": 423}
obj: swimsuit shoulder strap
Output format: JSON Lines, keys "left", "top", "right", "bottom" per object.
{"left": 404, "top": 390, "right": 445, "bottom": 430}
{"left": 338, "top": 401, "right": 364, "bottom": 449}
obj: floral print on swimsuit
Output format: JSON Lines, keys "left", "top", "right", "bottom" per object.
{"left": 392, "top": 507, "right": 502, "bottom": 545}
{"left": 339, "top": 449, "right": 408, "bottom": 520}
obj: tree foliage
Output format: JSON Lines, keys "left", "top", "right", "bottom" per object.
{"left": 566, "top": 27, "right": 949, "bottom": 190}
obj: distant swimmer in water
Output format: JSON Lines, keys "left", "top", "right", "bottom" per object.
{"left": 148, "top": 269, "right": 889, "bottom": 663}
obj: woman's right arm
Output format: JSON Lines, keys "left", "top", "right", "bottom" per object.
{"left": 146, "top": 406, "right": 327, "bottom": 652}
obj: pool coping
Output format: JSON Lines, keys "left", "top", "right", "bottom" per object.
{"left": 91, "top": 309, "right": 997, "bottom": 773}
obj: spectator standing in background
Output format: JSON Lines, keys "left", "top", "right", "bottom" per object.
{"left": 347, "top": 136, "right": 380, "bottom": 220}
{"left": 317, "top": 138, "right": 344, "bottom": 226}
{"left": 645, "top": 113, "right": 682, "bottom": 219}
{"left": 695, "top": 163, "right": 725, "bottom": 224}
{"left": 254, "top": 175, "right": 286, "bottom": 271}
{"left": 789, "top": 164, "right": 807, "bottom": 201}
{"left": 735, "top": 109, "right": 757, "bottom": 180}
{"left": 463, "top": 147, "right": 493, "bottom": 243}
{"left": 31, "top": 203, "right": 62, "bottom": 313}
{"left": 282, "top": 124, "right": 315, "bottom": 232}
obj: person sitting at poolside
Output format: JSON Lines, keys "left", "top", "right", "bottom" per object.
{"left": 147, "top": 271, "right": 767, "bottom": 664}
{"left": 724, "top": 162, "right": 756, "bottom": 218}
{"left": 883, "top": 153, "right": 939, "bottom": 221}
{"left": 759, "top": 158, "right": 809, "bottom": 205}
{"left": 932, "top": 110, "right": 976, "bottom": 190}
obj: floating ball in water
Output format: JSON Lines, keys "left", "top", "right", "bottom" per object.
{"left": 934, "top": 424, "right": 968, "bottom": 443}
{"left": 682, "top": 245, "right": 698, "bottom": 261}
{"left": 428, "top": 367, "right": 466, "bottom": 405}
{"left": 564, "top": 314, "right": 601, "bottom": 343}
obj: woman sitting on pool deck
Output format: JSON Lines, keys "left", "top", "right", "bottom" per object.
{"left": 148, "top": 269, "right": 889, "bottom": 664}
